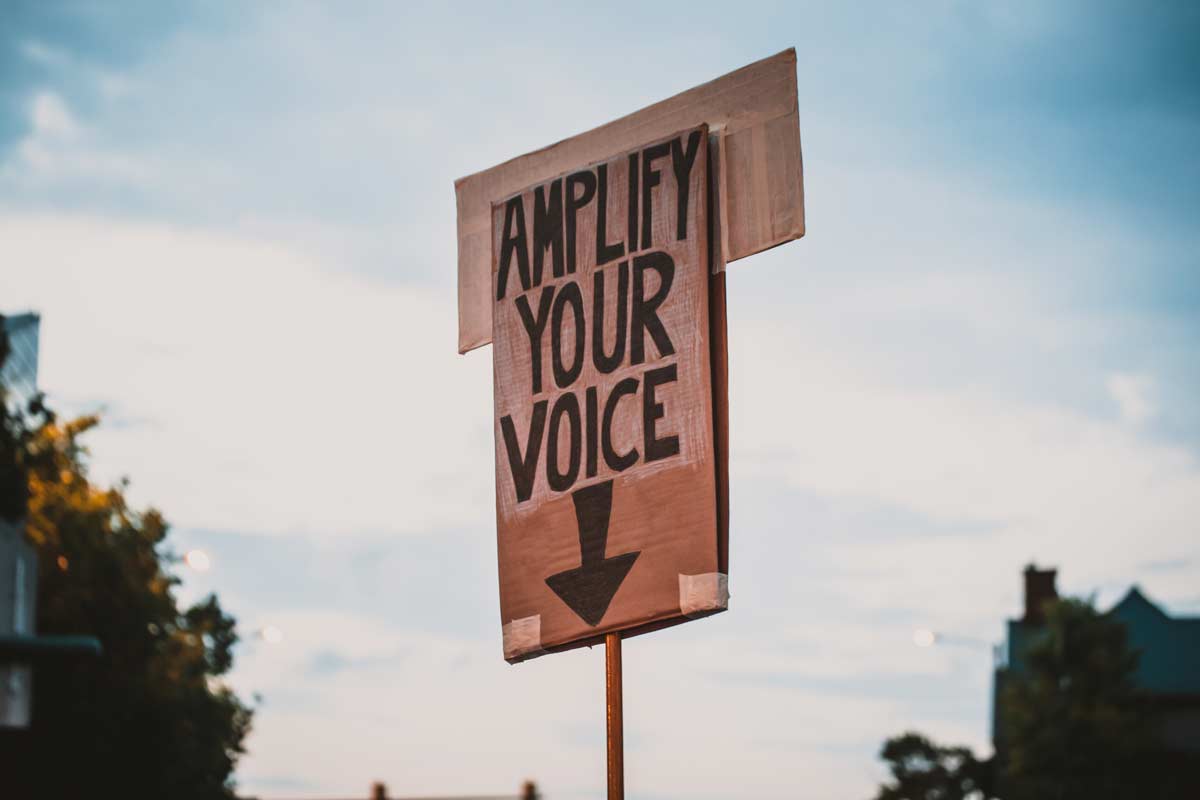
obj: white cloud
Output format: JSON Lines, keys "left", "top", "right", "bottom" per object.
{"left": 0, "top": 214, "right": 494, "bottom": 537}
{"left": 96, "top": 72, "right": 137, "bottom": 100}
{"left": 4, "top": 187, "right": 1197, "bottom": 797}
{"left": 1107, "top": 371, "right": 1157, "bottom": 425}
{"left": 29, "top": 91, "right": 78, "bottom": 139}
{"left": 2, "top": 6, "right": 1197, "bottom": 799}
{"left": 19, "top": 40, "right": 71, "bottom": 69}
{"left": 731, "top": 309, "right": 1199, "bottom": 596}
{"left": 227, "top": 608, "right": 919, "bottom": 799}
{"left": 4, "top": 90, "right": 156, "bottom": 185}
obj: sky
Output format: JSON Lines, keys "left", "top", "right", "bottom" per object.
{"left": 2, "top": 1, "right": 1199, "bottom": 797}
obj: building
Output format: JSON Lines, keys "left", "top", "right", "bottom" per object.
{"left": 0, "top": 312, "right": 40, "bottom": 728}
{"left": 0, "top": 313, "right": 40, "bottom": 409}
{"left": 1110, "top": 586, "right": 1200, "bottom": 750}
{"left": 993, "top": 565, "right": 1200, "bottom": 791}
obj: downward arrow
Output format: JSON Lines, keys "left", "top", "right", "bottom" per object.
{"left": 545, "top": 480, "right": 640, "bottom": 626}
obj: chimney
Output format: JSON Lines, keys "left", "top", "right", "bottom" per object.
{"left": 370, "top": 782, "right": 387, "bottom": 800}
{"left": 1022, "top": 564, "right": 1057, "bottom": 625}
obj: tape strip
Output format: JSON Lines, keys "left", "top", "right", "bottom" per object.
{"left": 502, "top": 615, "right": 543, "bottom": 661}
{"left": 679, "top": 573, "right": 730, "bottom": 618}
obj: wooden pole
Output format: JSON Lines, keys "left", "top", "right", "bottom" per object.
{"left": 605, "top": 631, "right": 624, "bottom": 800}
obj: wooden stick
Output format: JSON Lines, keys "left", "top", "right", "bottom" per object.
{"left": 605, "top": 631, "right": 624, "bottom": 800}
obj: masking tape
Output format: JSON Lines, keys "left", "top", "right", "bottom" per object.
{"left": 679, "top": 572, "right": 729, "bottom": 618}
{"left": 502, "top": 615, "right": 543, "bottom": 661}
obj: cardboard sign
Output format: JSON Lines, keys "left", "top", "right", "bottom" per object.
{"left": 491, "top": 125, "right": 726, "bottom": 662}
{"left": 457, "top": 48, "right": 804, "bottom": 354}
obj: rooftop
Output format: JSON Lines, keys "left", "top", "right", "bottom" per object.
{"left": 1110, "top": 586, "right": 1200, "bottom": 696}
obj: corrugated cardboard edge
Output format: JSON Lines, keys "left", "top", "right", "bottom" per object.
{"left": 709, "top": 128, "right": 729, "bottom": 274}
{"left": 506, "top": 608, "right": 729, "bottom": 664}
{"left": 455, "top": 47, "right": 803, "bottom": 354}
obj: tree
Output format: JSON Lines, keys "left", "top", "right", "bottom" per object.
{"left": 998, "top": 597, "right": 1166, "bottom": 800}
{"left": 873, "top": 731, "right": 992, "bottom": 800}
{"left": 873, "top": 595, "right": 1179, "bottom": 800}
{"left": 0, "top": 328, "right": 252, "bottom": 799}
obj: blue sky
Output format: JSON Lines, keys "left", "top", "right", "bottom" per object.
{"left": 2, "top": 2, "right": 1198, "bottom": 798}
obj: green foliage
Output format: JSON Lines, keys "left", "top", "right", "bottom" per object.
{"left": 0, "top": 333, "right": 252, "bottom": 799}
{"left": 874, "top": 596, "right": 1180, "bottom": 800}
{"left": 998, "top": 597, "right": 1165, "bottom": 800}
{"left": 873, "top": 731, "right": 992, "bottom": 800}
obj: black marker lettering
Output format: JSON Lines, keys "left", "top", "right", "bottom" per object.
{"left": 643, "top": 364, "right": 680, "bottom": 463}
{"left": 565, "top": 169, "right": 596, "bottom": 274}
{"left": 670, "top": 130, "right": 702, "bottom": 241}
{"left": 631, "top": 251, "right": 675, "bottom": 364}
{"left": 500, "top": 400, "right": 547, "bottom": 503}
{"left": 533, "top": 178, "right": 564, "bottom": 281}
{"left": 547, "top": 392, "right": 581, "bottom": 492}
{"left": 595, "top": 163, "right": 625, "bottom": 267}
{"left": 550, "top": 280, "right": 585, "bottom": 388}
{"left": 640, "top": 142, "right": 670, "bottom": 250}
{"left": 602, "top": 377, "right": 640, "bottom": 472}
{"left": 585, "top": 385, "right": 599, "bottom": 478}
{"left": 627, "top": 152, "right": 639, "bottom": 255}
{"left": 591, "top": 261, "right": 628, "bottom": 374}
{"left": 514, "top": 286, "right": 554, "bottom": 394}
{"left": 497, "top": 195, "right": 530, "bottom": 300}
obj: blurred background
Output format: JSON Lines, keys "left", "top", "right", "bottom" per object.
{"left": 0, "top": 2, "right": 1197, "bottom": 798}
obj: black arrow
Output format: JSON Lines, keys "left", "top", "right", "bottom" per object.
{"left": 545, "top": 479, "right": 640, "bottom": 626}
